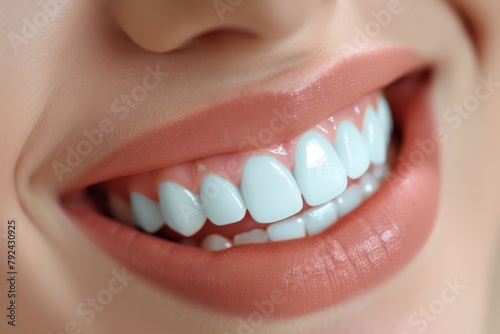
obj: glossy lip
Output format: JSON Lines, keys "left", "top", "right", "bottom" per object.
{"left": 63, "top": 48, "right": 440, "bottom": 317}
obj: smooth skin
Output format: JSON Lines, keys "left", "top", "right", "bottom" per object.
{"left": 1, "top": 0, "right": 500, "bottom": 333}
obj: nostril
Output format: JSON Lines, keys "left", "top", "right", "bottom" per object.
{"left": 111, "top": 0, "right": 320, "bottom": 53}
{"left": 111, "top": 1, "right": 206, "bottom": 53}
{"left": 175, "top": 28, "right": 261, "bottom": 51}
{"left": 122, "top": 28, "right": 259, "bottom": 54}
{"left": 111, "top": 0, "right": 258, "bottom": 53}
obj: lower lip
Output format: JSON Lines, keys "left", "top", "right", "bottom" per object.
{"left": 65, "top": 78, "right": 440, "bottom": 318}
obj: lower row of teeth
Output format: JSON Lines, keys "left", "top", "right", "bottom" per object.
{"left": 198, "top": 165, "right": 389, "bottom": 251}
{"left": 106, "top": 96, "right": 394, "bottom": 250}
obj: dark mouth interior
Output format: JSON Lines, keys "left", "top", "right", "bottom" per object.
{"left": 77, "top": 69, "right": 431, "bottom": 247}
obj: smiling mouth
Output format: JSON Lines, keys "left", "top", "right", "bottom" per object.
{"left": 63, "top": 48, "right": 440, "bottom": 317}
{"left": 92, "top": 92, "right": 394, "bottom": 250}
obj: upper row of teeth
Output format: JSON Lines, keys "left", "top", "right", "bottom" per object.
{"left": 199, "top": 165, "right": 388, "bottom": 251}
{"left": 128, "top": 96, "right": 393, "bottom": 238}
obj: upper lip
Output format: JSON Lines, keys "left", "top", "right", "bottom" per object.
{"left": 63, "top": 47, "right": 441, "bottom": 318}
{"left": 63, "top": 47, "right": 426, "bottom": 193}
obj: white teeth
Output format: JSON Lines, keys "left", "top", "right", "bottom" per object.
{"left": 109, "top": 193, "right": 135, "bottom": 227}
{"left": 334, "top": 121, "right": 371, "bottom": 179}
{"left": 362, "top": 107, "right": 387, "bottom": 165}
{"left": 303, "top": 201, "right": 338, "bottom": 236}
{"left": 335, "top": 184, "right": 364, "bottom": 216}
{"left": 267, "top": 217, "right": 306, "bottom": 241}
{"left": 201, "top": 234, "right": 233, "bottom": 251}
{"left": 200, "top": 175, "right": 246, "bottom": 226}
{"left": 234, "top": 229, "right": 269, "bottom": 245}
{"left": 158, "top": 182, "right": 206, "bottom": 237}
{"left": 360, "top": 173, "right": 380, "bottom": 197}
{"left": 377, "top": 95, "right": 393, "bottom": 145}
{"left": 122, "top": 96, "right": 394, "bottom": 247}
{"left": 131, "top": 163, "right": 388, "bottom": 247}
{"left": 130, "top": 193, "right": 164, "bottom": 233}
{"left": 241, "top": 156, "right": 303, "bottom": 223}
{"left": 293, "top": 132, "right": 348, "bottom": 206}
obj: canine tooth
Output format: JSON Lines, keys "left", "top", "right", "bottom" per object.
{"left": 130, "top": 193, "right": 164, "bottom": 233}
{"left": 234, "top": 229, "right": 269, "bottom": 245}
{"left": 303, "top": 201, "right": 338, "bottom": 236}
{"left": 336, "top": 184, "right": 364, "bottom": 216}
{"left": 377, "top": 95, "right": 393, "bottom": 144}
{"left": 109, "top": 193, "right": 135, "bottom": 227}
{"left": 201, "top": 234, "right": 233, "bottom": 251}
{"left": 200, "top": 175, "right": 246, "bottom": 226}
{"left": 241, "top": 156, "right": 303, "bottom": 224}
{"left": 158, "top": 182, "right": 206, "bottom": 237}
{"left": 334, "top": 121, "right": 370, "bottom": 179}
{"left": 362, "top": 107, "right": 387, "bottom": 165}
{"left": 267, "top": 217, "right": 306, "bottom": 241}
{"left": 360, "top": 173, "right": 380, "bottom": 197}
{"left": 294, "top": 132, "right": 347, "bottom": 206}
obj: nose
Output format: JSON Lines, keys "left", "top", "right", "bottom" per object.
{"left": 112, "top": 0, "right": 320, "bottom": 52}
